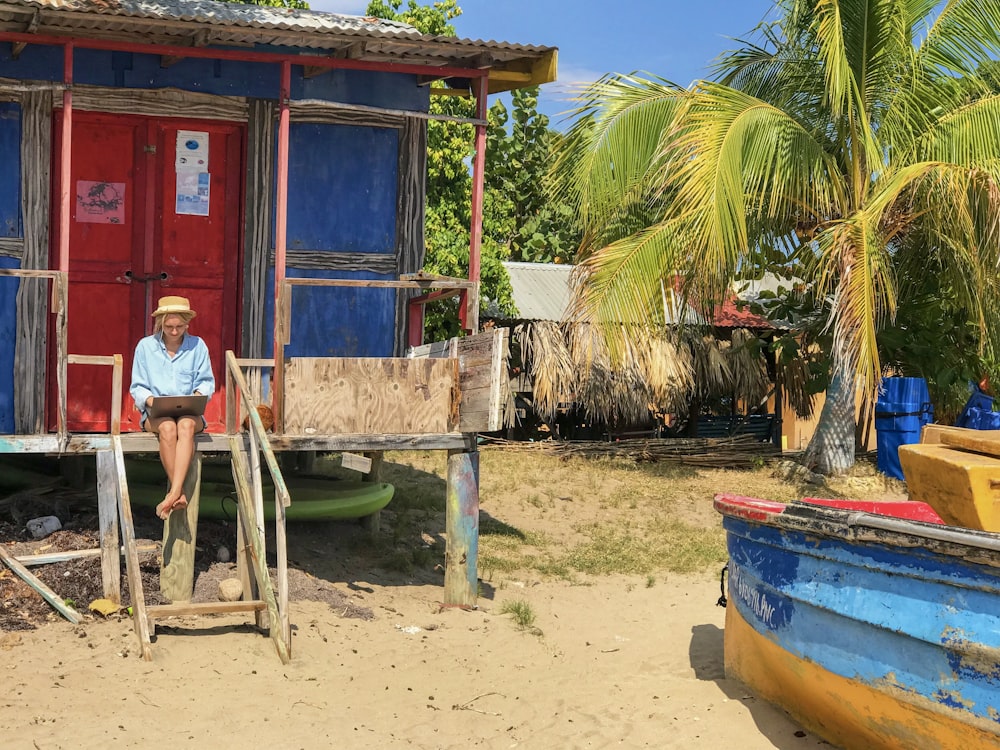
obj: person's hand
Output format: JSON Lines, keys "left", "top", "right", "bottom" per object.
{"left": 146, "top": 397, "right": 153, "bottom": 408}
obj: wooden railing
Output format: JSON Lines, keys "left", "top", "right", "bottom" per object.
{"left": 224, "top": 350, "right": 290, "bottom": 660}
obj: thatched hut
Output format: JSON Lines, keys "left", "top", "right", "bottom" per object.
{"left": 495, "top": 262, "right": 800, "bottom": 444}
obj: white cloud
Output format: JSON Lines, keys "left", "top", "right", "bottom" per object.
{"left": 307, "top": 0, "right": 369, "bottom": 15}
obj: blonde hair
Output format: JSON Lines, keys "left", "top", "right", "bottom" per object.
{"left": 154, "top": 311, "right": 195, "bottom": 334}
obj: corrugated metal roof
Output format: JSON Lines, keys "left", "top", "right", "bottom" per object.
{"left": 504, "top": 261, "right": 574, "bottom": 322}
{"left": 502, "top": 262, "right": 778, "bottom": 328}
{"left": 0, "top": 0, "right": 558, "bottom": 93}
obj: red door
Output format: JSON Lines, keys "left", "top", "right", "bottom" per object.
{"left": 50, "top": 112, "right": 243, "bottom": 432}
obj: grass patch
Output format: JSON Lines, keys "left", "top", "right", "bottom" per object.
{"left": 344, "top": 447, "right": 871, "bottom": 585}
{"left": 499, "top": 598, "right": 538, "bottom": 632}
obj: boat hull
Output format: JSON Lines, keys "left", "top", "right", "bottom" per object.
{"left": 717, "top": 495, "right": 1000, "bottom": 749}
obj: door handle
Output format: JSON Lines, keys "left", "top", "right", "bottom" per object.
{"left": 124, "top": 270, "right": 169, "bottom": 283}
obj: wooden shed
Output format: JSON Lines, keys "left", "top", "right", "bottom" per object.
{"left": 0, "top": 0, "right": 556, "bottom": 660}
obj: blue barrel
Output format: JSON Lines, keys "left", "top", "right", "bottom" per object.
{"left": 875, "top": 377, "right": 933, "bottom": 480}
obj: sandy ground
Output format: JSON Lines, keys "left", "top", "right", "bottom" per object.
{"left": 0, "top": 449, "right": 850, "bottom": 750}
{"left": 0, "top": 572, "right": 830, "bottom": 749}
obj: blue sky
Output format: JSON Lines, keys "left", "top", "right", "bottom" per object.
{"left": 308, "top": 1, "right": 779, "bottom": 124}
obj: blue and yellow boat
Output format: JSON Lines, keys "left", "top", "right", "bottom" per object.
{"left": 714, "top": 494, "right": 1000, "bottom": 749}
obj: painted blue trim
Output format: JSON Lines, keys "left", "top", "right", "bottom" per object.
{"left": 723, "top": 516, "right": 1000, "bottom": 727}
{"left": 0, "top": 257, "right": 20, "bottom": 433}
{"left": 0, "top": 102, "right": 20, "bottom": 238}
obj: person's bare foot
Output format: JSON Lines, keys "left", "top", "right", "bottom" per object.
{"left": 156, "top": 493, "right": 187, "bottom": 520}
{"left": 156, "top": 496, "right": 174, "bottom": 520}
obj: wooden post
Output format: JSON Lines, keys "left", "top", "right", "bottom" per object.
{"left": 272, "top": 60, "right": 291, "bottom": 433}
{"left": 360, "top": 450, "right": 384, "bottom": 535}
{"left": 110, "top": 354, "right": 122, "bottom": 435}
{"left": 159, "top": 455, "right": 202, "bottom": 603}
{"left": 96, "top": 450, "right": 121, "bottom": 603}
{"left": 111, "top": 435, "right": 152, "bottom": 661}
{"left": 444, "top": 448, "right": 479, "bottom": 607}
{"left": 462, "top": 73, "right": 488, "bottom": 334}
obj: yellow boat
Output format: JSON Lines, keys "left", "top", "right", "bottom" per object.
{"left": 898, "top": 424, "right": 1000, "bottom": 531}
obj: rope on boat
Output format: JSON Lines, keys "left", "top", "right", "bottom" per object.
{"left": 717, "top": 563, "right": 728, "bottom": 607}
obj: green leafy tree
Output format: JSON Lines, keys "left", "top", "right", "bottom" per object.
{"left": 553, "top": 0, "right": 1000, "bottom": 473}
{"left": 366, "top": 1, "right": 515, "bottom": 340}
{"left": 485, "top": 88, "right": 582, "bottom": 264}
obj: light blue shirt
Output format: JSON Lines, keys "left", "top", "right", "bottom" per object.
{"left": 130, "top": 332, "right": 215, "bottom": 420}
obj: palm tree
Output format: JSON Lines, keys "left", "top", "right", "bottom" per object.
{"left": 554, "top": 0, "right": 1000, "bottom": 473}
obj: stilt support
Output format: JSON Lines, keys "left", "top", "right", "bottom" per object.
{"left": 444, "top": 447, "right": 479, "bottom": 607}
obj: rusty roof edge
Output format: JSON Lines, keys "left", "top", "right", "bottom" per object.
{"left": 0, "top": 0, "right": 557, "bottom": 55}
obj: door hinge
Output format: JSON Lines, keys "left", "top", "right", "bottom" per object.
{"left": 144, "top": 144, "right": 156, "bottom": 154}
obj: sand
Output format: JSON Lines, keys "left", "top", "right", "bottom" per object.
{"left": 0, "top": 568, "right": 828, "bottom": 749}
{"left": 0, "top": 446, "right": 856, "bottom": 750}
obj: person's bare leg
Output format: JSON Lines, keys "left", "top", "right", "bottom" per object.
{"left": 150, "top": 417, "right": 180, "bottom": 519}
{"left": 166, "top": 416, "right": 199, "bottom": 514}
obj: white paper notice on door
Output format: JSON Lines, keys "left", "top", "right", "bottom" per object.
{"left": 176, "top": 171, "right": 210, "bottom": 216}
{"left": 176, "top": 130, "right": 209, "bottom": 171}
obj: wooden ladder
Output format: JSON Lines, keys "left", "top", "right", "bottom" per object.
{"left": 107, "top": 430, "right": 291, "bottom": 663}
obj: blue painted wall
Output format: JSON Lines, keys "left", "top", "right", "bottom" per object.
{"left": 0, "top": 257, "right": 19, "bottom": 433}
{"left": 0, "top": 102, "right": 20, "bottom": 238}
{"left": 286, "top": 122, "right": 398, "bottom": 253}
{"left": 0, "top": 44, "right": 430, "bottom": 111}
{"left": 263, "top": 267, "right": 397, "bottom": 358}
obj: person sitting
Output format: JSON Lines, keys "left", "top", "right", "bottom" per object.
{"left": 129, "top": 296, "right": 214, "bottom": 520}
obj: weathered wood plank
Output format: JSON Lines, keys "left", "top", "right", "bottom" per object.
{"left": 0, "top": 432, "right": 474, "bottom": 454}
{"left": 284, "top": 357, "right": 459, "bottom": 435}
{"left": 937, "top": 428, "right": 1000, "bottom": 458}
{"left": 147, "top": 600, "right": 266, "bottom": 620}
{"left": 444, "top": 449, "right": 479, "bottom": 608}
{"left": 284, "top": 277, "right": 475, "bottom": 290}
{"left": 0, "top": 542, "right": 81, "bottom": 623}
{"left": 112, "top": 435, "right": 152, "bottom": 661}
{"left": 15, "top": 544, "right": 157, "bottom": 567}
{"left": 96, "top": 450, "right": 121, "bottom": 603}
{"left": 229, "top": 436, "right": 290, "bottom": 663}
{"left": 159, "top": 455, "right": 202, "bottom": 603}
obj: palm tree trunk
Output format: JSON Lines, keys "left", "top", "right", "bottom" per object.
{"left": 805, "top": 371, "right": 856, "bottom": 474}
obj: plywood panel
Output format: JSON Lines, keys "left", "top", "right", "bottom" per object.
{"left": 409, "top": 328, "right": 508, "bottom": 433}
{"left": 284, "top": 357, "right": 458, "bottom": 435}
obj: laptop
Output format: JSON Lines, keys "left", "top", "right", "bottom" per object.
{"left": 147, "top": 394, "right": 208, "bottom": 420}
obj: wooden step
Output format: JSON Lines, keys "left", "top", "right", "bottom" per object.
{"left": 147, "top": 600, "right": 267, "bottom": 628}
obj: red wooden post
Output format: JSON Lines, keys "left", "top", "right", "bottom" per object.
{"left": 272, "top": 60, "right": 291, "bottom": 431}
{"left": 59, "top": 43, "right": 73, "bottom": 275}
{"left": 407, "top": 297, "right": 425, "bottom": 349}
{"left": 462, "top": 73, "right": 489, "bottom": 333}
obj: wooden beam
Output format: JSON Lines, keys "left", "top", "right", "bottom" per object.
{"left": 0, "top": 432, "right": 474, "bottom": 454}
{"left": 147, "top": 600, "right": 266, "bottom": 620}
{"left": 0, "top": 542, "right": 81, "bottom": 623}
{"left": 15, "top": 544, "right": 157, "bottom": 567}
{"left": 334, "top": 40, "right": 367, "bottom": 60}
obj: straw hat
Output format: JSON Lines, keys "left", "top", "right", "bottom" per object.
{"left": 152, "top": 295, "right": 197, "bottom": 319}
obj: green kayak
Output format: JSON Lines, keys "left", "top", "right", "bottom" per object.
{"left": 126, "top": 477, "right": 394, "bottom": 521}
